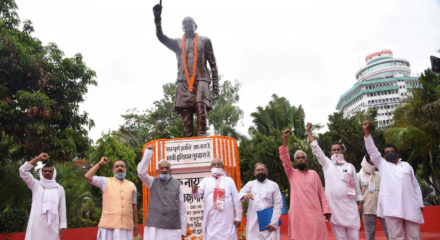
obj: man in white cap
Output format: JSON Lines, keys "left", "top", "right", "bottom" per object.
{"left": 19, "top": 153, "right": 67, "bottom": 240}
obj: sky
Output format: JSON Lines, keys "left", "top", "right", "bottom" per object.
{"left": 14, "top": 0, "right": 440, "bottom": 142}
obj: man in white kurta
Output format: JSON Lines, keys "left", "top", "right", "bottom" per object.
{"left": 239, "top": 163, "right": 283, "bottom": 240}
{"left": 137, "top": 147, "right": 187, "bottom": 240}
{"left": 192, "top": 158, "right": 242, "bottom": 240}
{"left": 19, "top": 153, "right": 67, "bottom": 240}
{"left": 363, "top": 121, "right": 424, "bottom": 240}
{"left": 307, "top": 123, "right": 363, "bottom": 240}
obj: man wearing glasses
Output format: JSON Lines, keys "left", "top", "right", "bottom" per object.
{"left": 280, "top": 129, "right": 331, "bottom": 240}
{"left": 239, "top": 163, "right": 283, "bottom": 239}
{"left": 191, "top": 158, "right": 242, "bottom": 240}
{"left": 307, "top": 123, "right": 363, "bottom": 240}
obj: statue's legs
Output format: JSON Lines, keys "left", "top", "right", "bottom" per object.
{"left": 180, "top": 108, "right": 194, "bottom": 137}
{"left": 196, "top": 103, "right": 207, "bottom": 136}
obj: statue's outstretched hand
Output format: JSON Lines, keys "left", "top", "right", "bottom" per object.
{"left": 153, "top": 4, "right": 162, "bottom": 19}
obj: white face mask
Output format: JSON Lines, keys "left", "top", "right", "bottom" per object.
{"left": 211, "top": 167, "right": 224, "bottom": 177}
{"left": 330, "top": 153, "right": 345, "bottom": 164}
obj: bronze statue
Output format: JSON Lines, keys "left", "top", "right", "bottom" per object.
{"left": 153, "top": 4, "right": 219, "bottom": 137}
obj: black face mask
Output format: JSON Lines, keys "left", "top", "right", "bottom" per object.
{"left": 256, "top": 173, "right": 267, "bottom": 182}
{"left": 385, "top": 152, "right": 397, "bottom": 161}
{"left": 296, "top": 162, "right": 307, "bottom": 171}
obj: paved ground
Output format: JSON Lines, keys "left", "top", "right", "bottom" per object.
{"left": 280, "top": 231, "right": 440, "bottom": 239}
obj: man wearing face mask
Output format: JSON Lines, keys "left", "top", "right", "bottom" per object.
{"left": 191, "top": 158, "right": 242, "bottom": 240}
{"left": 280, "top": 129, "right": 331, "bottom": 240}
{"left": 363, "top": 121, "right": 424, "bottom": 240}
{"left": 84, "top": 157, "right": 138, "bottom": 240}
{"left": 19, "top": 153, "right": 67, "bottom": 240}
{"left": 136, "top": 146, "right": 187, "bottom": 240}
{"left": 307, "top": 123, "right": 363, "bottom": 240}
{"left": 153, "top": 4, "right": 219, "bottom": 137}
{"left": 238, "top": 163, "right": 283, "bottom": 240}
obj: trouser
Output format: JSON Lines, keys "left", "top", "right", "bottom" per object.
{"left": 362, "top": 214, "right": 389, "bottom": 240}
{"left": 384, "top": 216, "right": 421, "bottom": 240}
{"left": 180, "top": 103, "right": 207, "bottom": 137}
{"left": 331, "top": 223, "right": 359, "bottom": 240}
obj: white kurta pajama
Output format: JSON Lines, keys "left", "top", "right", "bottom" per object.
{"left": 364, "top": 135, "right": 424, "bottom": 240}
{"left": 91, "top": 176, "right": 137, "bottom": 240}
{"left": 137, "top": 149, "right": 187, "bottom": 240}
{"left": 19, "top": 162, "right": 67, "bottom": 240}
{"left": 192, "top": 175, "right": 242, "bottom": 240}
{"left": 239, "top": 179, "right": 282, "bottom": 240}
{"left": 310, "top": 140, "right": 363, "bottom": 240}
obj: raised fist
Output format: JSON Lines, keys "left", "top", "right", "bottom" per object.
{"left": 99, "top": 157, "right": 110, "bottom": 166}
{"left": 153, "top": 4, "right": 162, "bottom": 19}
{"left": 306, "top": 122, "right": 312, "bottom": 132}
{"left": 192, "top": 185, "right": 199, "bottom": 193}
{"left": 283, "top": 129, "right": 291, "bottom": 139}
{"left": 362, "top": 121, "right": 371, "bottom": 130}
{"left": 38, "top": 153, "right": 49, "bottom": 161}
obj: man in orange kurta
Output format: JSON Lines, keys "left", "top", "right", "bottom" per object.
{"left": 279, "top": 129, "right": 331, "bottom": 240}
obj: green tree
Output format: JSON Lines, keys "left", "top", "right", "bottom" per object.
{"left": 0, "top": 0, "right": 96, "bottom": 214}
{"left": 385, "top": 69, "right": 440, "bottom": 204}
{"left": 239, "top": 94, "right": 308, "bottom": 194}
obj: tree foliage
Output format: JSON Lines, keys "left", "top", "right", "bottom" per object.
{"left": 239, "top": 94, "right": 308, "bottom": 193}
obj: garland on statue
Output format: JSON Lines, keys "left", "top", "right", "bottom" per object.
{"left": 181, "top": 33, "right": 198, "bottom": 93}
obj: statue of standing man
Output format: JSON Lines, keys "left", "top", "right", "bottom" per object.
{"left": 153, "top": 4, "right": 219, "bottom": 137}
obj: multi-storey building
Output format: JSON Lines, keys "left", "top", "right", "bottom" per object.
{"left": 336, "top": 50, "right": 420, "bottom": 127}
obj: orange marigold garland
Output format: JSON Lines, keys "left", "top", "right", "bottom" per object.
{"left": 181, "top": 33, "right": 198, "bottom": 93}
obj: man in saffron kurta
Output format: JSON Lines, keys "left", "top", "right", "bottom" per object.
{"left": 192, "top": 158, "right": 242, "bottom": 240}
{"left": 280, "top": 129, "right": 331, "bottom": 240}
{"left": 19, "top": 153, "right": 67, "bottom": 240}
{"left": 137, "top": 146, "right": 187, "bottom": 240}
{"left": 239, "top": 163, "right": 283, "bottom": 240}
{"left": 85, "top": 157, "right": 139, "bottom": 240}
{"left": 307, "top": 123, "right": 363, "bottom": 240}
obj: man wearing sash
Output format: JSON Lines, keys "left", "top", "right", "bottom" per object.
{"left": 84, "top": 157, "right": 138, "bottom": 240}
{"left": 307, "top": 123, "right": 363, "bottom": 240}
{"left": 19, "top": 153, "right": 67, "bottom": 240}
{"left": 153, "top": 4, "right": 219, "bottom": 137}
{"left": 239, "top": 163, "right": 283, "bottom": 240}
{"left": 192, "top": 158, "right": 242, "bottom": 240}
{"left": 137, "top": 146, "right": 187, "bottom": 240}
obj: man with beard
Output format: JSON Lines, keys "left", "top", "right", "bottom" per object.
{"left": 357, "top": 154, "right": 389, "bottom": 240}
{"left": 363, "top": 121, "right": 423, "bottom": 240}
{"left": 280, "top": 129, "right": 331, "bottom": 240}
{"left": 84, "top": 157, "right": 139, "bottom": 240}
{"left": 239, "top": 163, "right": 283, "bottom": 240}
{"left": 137, "top": 146, "right": 187, "bottom": 240}
{"left": 191, "top": 158, "right": 242, "bottom": 240}
{"left": 19, "top": 153, "right": 67, "bottom": 240}
{"left": 307, "top": 123, "right": 363, "bottom": 240}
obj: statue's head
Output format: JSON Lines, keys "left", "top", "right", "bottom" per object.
{"left": 182, "top": 17, "right": 197, "bottom": 36}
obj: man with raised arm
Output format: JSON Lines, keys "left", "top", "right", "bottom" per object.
{"left": 84, "top": 157, "right": 138, "bottom": 240}
{"left": 239, "top": 163, "right": 283, "bottom": 240}
{"left": 191, "top": 158, "right": 242, "bottom": 240}
{"left": 137, "top": 146, "right": 187, "bottom": 240}
{"left": 363, "top": 121, "right": 424, "bottom": 240}
{"left": 307, "top": 123, "right": 363, "bottom": 240}
{"left": 152, "top": 4, "right": 219, "bottom": 137}
{"left": 280, "top": 129, "right": 331, "bottom": 240}
{"left": 19, "top": 153, "right": 67, "bottom": 240}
